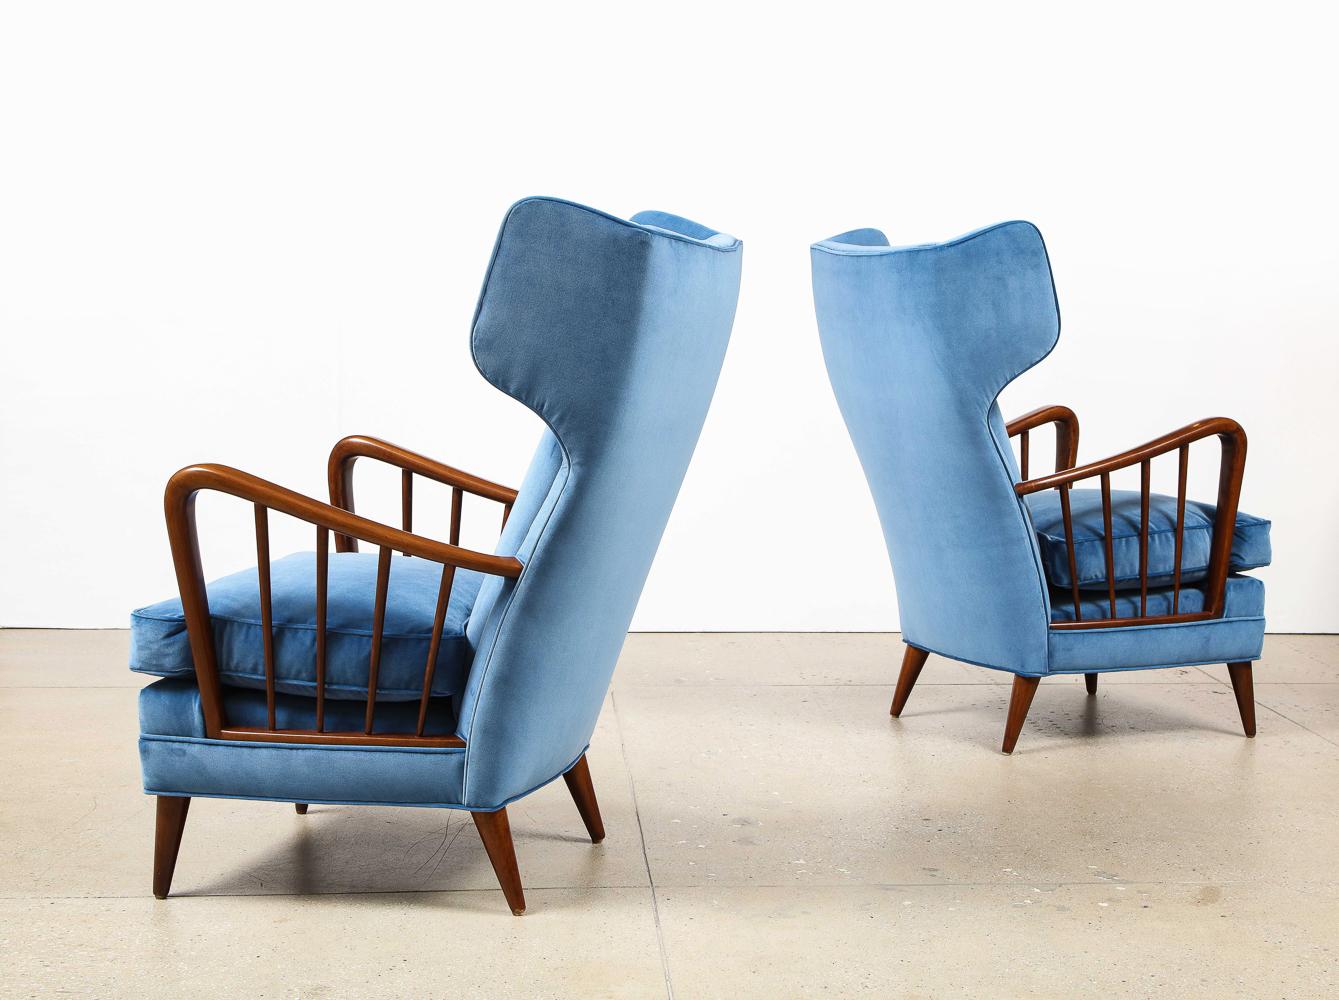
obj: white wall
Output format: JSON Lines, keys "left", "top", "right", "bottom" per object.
{"left": 2, "top": 2, "right": 1335, "bottom": 631}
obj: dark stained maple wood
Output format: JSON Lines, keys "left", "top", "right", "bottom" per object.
{"left": 329, "top": 435, "right": 517, "bottom": 553}
{"left": 219, "top": 727, "right": 465, "bottom": 748}
{"left": 890, "top": 645, "right": 930, "bottom": 717}
{"left": 315, "top": 525, "right": 329, "bottom": 732}
{"left": 254, "top": 504, "right": 276, "bottom": 730}
{"left": 562, "top": 755, "right": 606, "bottom": 844}
{"left": 1227, "top": 662, "right": 1257, "bottom": 737}
{"left": 1059, "top": 484, "right": 1082, "bottom": 622}
{"left": 1015, "top": 417, "right": 1248, "bottom": 630}
{"left": 401, "top": 470, "right": 413, "bottom": 551}
{"left": 294, "top": 803, "right": 308, "bottom": 815}
{"left": 417, "top": 562, "right": 458, "bottom": 737}
{"left": 153, "top": 796, "right": 191, "bottom": 899}
{"left": 1001, "top": 676, "right": 1040, "bottom": 754}
{"left": 1006, "top": 405, "right": 1080, "bottom": 473}
{"left": 1019, "top": 429, "right": 1030, "bottom": 480}
{"left": 472, "top": 808, "right": 526, "bottom": 915}
{"left": 449, "top": 487, "right": 463, "bottom": 547}
{"left": 1100, "top": 473, "right": 1117, "bottom": 619}
{"left": 363, "top": 546, "right": 392, "bottom": 734}
{"left": 1085, "top": 672, "right": 1098, "bottom": 695}
{"left": 1174, "top": 445, "right": 1189, "bottom": 614}
{"left": 1139, "top": 460, "right": 1151, "bottom": 616}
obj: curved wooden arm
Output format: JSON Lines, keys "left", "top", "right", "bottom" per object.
{"left": 329, "top": 435, "right": 518, "bottom": 553}
{"left": 1006, "top": 405, "right": 1079, "bottom": 476}
{"left": 1014, "top": 418, "right": 1244, "bottom": 497}
{"left": 167, "top": 464, "right": 523, "bottom": 576}
{"left": 163, "top": 463, "right": 521, "bottom": 744}
{"left": 1013, "top": 417, "right": 1247, "bottom": 627}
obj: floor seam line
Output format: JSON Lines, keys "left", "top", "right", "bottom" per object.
{"left": 1253, "top": 700, "right": 1339, "bottom": 749}
{"left": 610, "top": 689, "right": 674, "bottom": 1000}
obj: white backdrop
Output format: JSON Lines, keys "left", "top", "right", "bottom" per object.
{"left": 2, "top": 2, "right": 1335, "bottom": 630}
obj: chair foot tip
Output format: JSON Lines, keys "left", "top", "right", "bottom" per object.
{"left": 591, "top": 835, "right": 606, "bottom": 845}
{"left": 510, "top": 907, "right": 526, "bottom": 916}
{"left": 153, "top": 892, "right": 167, "bottom": 900}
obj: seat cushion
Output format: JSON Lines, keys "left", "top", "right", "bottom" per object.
{"left": 1049, "top": 573, "right": 1265, "bottom": 623}
{"left": 130, "top": 552, "right": 483, "bottom": 701}
{"left": 1026, "top": 489, "right": 1270, "bottom": 591}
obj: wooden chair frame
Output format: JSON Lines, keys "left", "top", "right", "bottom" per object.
{"left": 153, "top": 436, "right": 604, "bottom": 914}
{"left": 893, "top": 408, "right": 1257, "bottom": 752}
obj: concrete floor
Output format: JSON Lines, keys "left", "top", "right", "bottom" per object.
{"left": 3, "top": 630, "right": 1338, "bottom": 998}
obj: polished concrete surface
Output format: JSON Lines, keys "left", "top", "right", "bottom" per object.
{"left": 3, "top": 630, "right": 1337, "bottom": 998}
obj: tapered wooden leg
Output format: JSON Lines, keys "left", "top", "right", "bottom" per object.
{"left": 152, "top": 796, "right": 191, "bottom": 899}
{"left": 890, "top": 645, "right": 930, "bottom": 717}
{"left": 472, "top": 808, "right": 526, "bottom": 915}
{"left": 294, "top": 803, "right": 308, "bottom": 814}
{"left": 1227, "top": 662, "right": 1256, "bottom": 737}
{"left": 1001, "top": 676, "right": 1040, "bottom": 755}
{"left": 1084, "top": 673, "right": 1098, "bottom": 695}
{"left": 562, "top": 754, "right": 606, "bottom": 844}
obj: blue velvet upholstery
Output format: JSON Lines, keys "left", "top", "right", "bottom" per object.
{"left": 137, "top": 198, "right": 742, "bottom": 811}
{"left": 1026, "top": 489, "right": 1270, "bottom": 591}
{"left": 811, "top": 221, "right": 1266, "bottom": 678}
{"left": 130, "top": 553, "right": 483, "bottom": 700}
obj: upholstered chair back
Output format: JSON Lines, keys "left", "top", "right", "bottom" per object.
{"left": 811, "top": 222, "right": 1058, "bottom": 674}
{"left": 459, "top": 198, "right": 742, "bottom": 806}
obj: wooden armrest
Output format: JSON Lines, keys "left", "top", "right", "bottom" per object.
{"left": 1014, "top": 418, "right": 1244, "bottom": 497}
{"left": 328, "top": 435, "right": 518, "bottom": 553}
{"left": 163, "top": 463, "right": 521, "bottom": 742}
{"left": 167, "top": 464, "right": 522, "bottom": 576}
{"left": 1012, "top": 417, "right": 1247, "bottom": 628}
{"left": 1006, "top": 405, "right": 1080, "bottom": 476}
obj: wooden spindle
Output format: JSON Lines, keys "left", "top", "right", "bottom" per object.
{"left": 1100, "top": 473, "right": 1117, "bottom": 619}
{"left": 364, "top": 546, "right": 392, "bottom": 734}
{"left": 1139, "top": 459, "right": 1151, "bottom": 616}
{"left": 1019, "top": 430, "right": 1030, "bottom": 481}
{"left": 315, "top": 525, "right": 329, "bottom": 733}
{"left": 416, "top": 563, "right": 458, "bottom": 736}
{"left": 1059, "top": 484, "right": 1082, "bottom": 622}
{"left": 449, "top": 487, "right": 463, "bottom": 547}
{"left": 501, "top": 502, "right": 513, "bottom": 529}
{"left": 1173, "top": 445, "right": 1188, "bottom": 614}
{"left": 254, "top": 504, "right": 276, "bottom": 730}
{"left": 401, "top": 470, "right": 413, "bottom": 555}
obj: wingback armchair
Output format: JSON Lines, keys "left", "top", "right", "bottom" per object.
{"left": 130, "top": 197, "right": 742, "bottom": 913}
{"left": 811, "top": 221, "right": 1269, "bottom": 753}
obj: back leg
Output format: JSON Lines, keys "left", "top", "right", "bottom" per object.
{"left": 1001, "top": 676, "right": 1041, "bottom": 754}
{"left": 562, "top": 754, "right": 606, "bottom": 844}
{"left": 890, "top": 645, "right": 930, "bottom": 717}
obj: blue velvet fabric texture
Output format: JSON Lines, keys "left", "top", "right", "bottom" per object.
{"left": 129, "top": 552, "right": 482, "bottom": 700}
{"left": 1026, "top": 489, "right": 1271, "bottom": 591}
{"left": 812, "top": 221, "right": 1265, "bottom": 677}
{"left": 813, "top": 223, "right": 1056, "bottom": 675}
{"left": 456, "top": 198, "right": 741, "bottom": 808}
{"left": 136, "top": 198, "right": 741, "bottom": 811}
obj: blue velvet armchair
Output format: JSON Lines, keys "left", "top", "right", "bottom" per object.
{"left": 811, "top": 221, "right": 1270, "bottom": 753}
{"left": 131, "top": 197, "right": 742, "bottom": 913}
